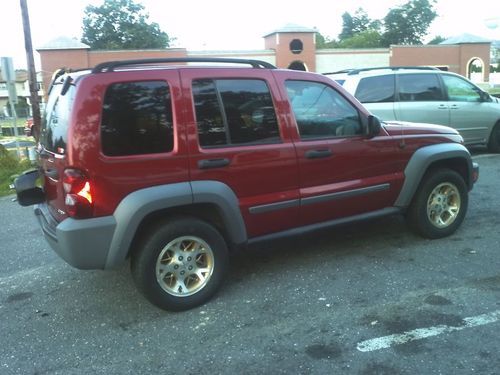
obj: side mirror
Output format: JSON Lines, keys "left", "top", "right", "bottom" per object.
{"left": 368, "top": 115, "right": 382, "bottom": 138}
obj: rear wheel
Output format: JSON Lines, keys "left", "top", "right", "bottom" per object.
{"left": 131, "top": 216, "right": 228, "bottom": 311}
{"left": 487, "top": 122, "right": 500, "bottom": 153}
{"left": 407, "top": 169, "right": 468, "bottom": 239}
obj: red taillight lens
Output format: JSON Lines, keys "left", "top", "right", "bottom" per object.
{"left": 63, "top": 169, "right": 93, "bottom": 218}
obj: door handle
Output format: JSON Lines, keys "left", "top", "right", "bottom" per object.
{"left": 450, "top": 105, "right": 459, "bottom": 110}
{"left": 198, "top": 158, "right": 230, "bottom": 169}
{"left": 305, "top": 149, "right": 333, "bottom": 159}
{"left": 438, "top": 104, "right": 448, "bottom": 109}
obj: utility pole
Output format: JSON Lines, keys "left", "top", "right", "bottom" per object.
{"left": 20, "top": 0, "right": 41, "bottom": 141}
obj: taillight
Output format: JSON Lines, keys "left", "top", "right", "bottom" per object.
{"left": 63, "top": 169, "right": 93, "bottom": 218}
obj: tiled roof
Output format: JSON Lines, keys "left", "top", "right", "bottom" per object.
{"left": 440, "top": 33, "right": 492, "bottom": 45}
{"left": 38, "top": 36, "right": 90, "bottom": 50}
{"left": 264, "top": 23, "right": 317, "bottom": 37}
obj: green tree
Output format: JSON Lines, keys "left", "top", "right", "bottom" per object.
{"left": 316, "top": 32, "right": 338, "bottom": 49}
{"left": 81, "top": 0, "right": 172, "bottom": 50}
{"left": 382, "top": 0, "right": 437, "bottom": 46}
{"left": 338, "top": 30, "right": 383, "bottom": 48}
{"left": 339, "top": 8, "right": 381, "bottom": 41}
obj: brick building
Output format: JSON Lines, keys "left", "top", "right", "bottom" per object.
{"left": 37, "top": 26, "right": 493, "bottom": 96}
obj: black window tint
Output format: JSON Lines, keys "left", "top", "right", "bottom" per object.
{"left": 355, "top": 75, "right": 395, "bottom": 103}
{"left": 101, "top": 81, "right": 173, "bottom": 156}
{"left": 193, "top": 79, "right": 280, "bottom": 147}
{"left": 398, "top": 74, "right": 444, "bottom": 101}
{"left": 41, "top": 82, "right": 74, "bottom": 154}
{"left": 285, "top": 80, "right": 362, "bottom": 139}
{"left": 192, "top": 79, "right": 227, "bottom": 147}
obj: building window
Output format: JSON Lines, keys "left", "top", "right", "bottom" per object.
{"left": 289, "top": 39, "right": 303, "bottom": 54}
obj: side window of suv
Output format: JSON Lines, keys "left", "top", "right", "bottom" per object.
{"left": 441, "top": 75, "right": 481, "bottom": 102}
{"left": 192, "top": 79, "right": 280, "bottom": 147}
{"left": 285, "top": 80, "right": 362, "bottom": 139}
{"left": 398, "top": 74, "right": 444, "bottom": 101}
{"left": 355, "top": 75, "right": 395, "bottom": 103}
{"left": 101, "top": 81, "right": 174, "bottom": 156}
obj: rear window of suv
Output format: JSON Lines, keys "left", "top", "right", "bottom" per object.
{"left": 40, "top": 80, "right": 75, "bottom": 155}
{"left": 355, "top": 75, "right": 395, "bottom": 103}
{"left": 101, "top": 81, "right": 174, "bottom": 156}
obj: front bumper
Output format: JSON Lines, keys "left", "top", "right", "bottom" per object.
{"left": 34, "top": 203, "right": 117, "bottom": 270}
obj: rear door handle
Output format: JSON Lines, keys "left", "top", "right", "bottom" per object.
{"left": 450, "top": 105, "right": 459, "bottom": 110}
{"left": 438, "top": 104, "right": 448, "bottom": 109}
{"left": 305, "top": 149, "right": 333, "bottom": 159}
{"left": 198, "top": 158, "right": 230, "bottom": 169}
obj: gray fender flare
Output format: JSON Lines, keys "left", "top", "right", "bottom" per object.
{"left": 105, "top": 181, "right": 247, "bottom": 268}
{"left": 394, "top": 143, "right": 473, "bottom": 208}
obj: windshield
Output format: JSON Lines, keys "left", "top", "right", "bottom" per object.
{"left": 40, "top": 79, "right": 75, "bottom": 154}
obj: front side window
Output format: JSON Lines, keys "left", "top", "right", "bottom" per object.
{"left": 192, "top": 79, "right": 280, "bottom": 147}
{"left": 355, "top": 75, "right": 395, "bottom": 103}
{"left": 101, "top": 81, "right": 173, "bottom": 156}
{"left": 398, "top": 74, "right": 444, "bottom": 101}
{"left": 285, "top": 80, "right": 362, "bottom": 139}
{"left": 442, "top": 75, "right": 481, "bottom": 102}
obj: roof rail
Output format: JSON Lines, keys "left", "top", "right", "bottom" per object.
{"left": 92, "top": 57, "right": 276, "bottom": 73}
{"left": 322, "top": 69, "right": 355, "bottom": 75}
{"left": 346, "top": 66, "right": 440, "bottom": 75}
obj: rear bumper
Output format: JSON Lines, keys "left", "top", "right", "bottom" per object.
{"left": 34, "top": 204, "right": 117, "bottom": 270}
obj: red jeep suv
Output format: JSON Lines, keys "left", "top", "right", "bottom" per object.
{"left": 14, "top": 58, "right": 478, "bottom": 311}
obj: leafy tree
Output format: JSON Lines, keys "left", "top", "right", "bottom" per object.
{"left": 338, "top": 30, "right": 384, "bottom": 48}
{"left": 339, "top": 8, "right": 381, "bottom": 41}
{"left": 81, "top": 0, "right": 172, "bottom": 49}
{"left": 316, "top": 32, "right": 338, "bottom": 49}
{"left": 382, "top": 0, "right": 437, "bottom": 46}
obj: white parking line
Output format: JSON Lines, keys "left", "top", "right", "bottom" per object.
{"left": 356, "top": 309, "right": 500, "bottom": 352}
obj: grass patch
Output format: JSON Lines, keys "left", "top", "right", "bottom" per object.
{"left": 0, "top": 144, "right": 34, "bottom": 197}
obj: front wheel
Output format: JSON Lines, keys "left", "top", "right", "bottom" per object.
{"left": 407, "top": 169, "right": 468, "bottom": 239}
{"left": 131, "top": 217, "right": 228, "bottom": 311}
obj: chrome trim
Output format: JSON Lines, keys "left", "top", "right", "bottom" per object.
{"left": 249, "top": 199, "right": 300, "bottom": 214}
{"left": 301, "top": 183, "right": 390, "bottom": 206}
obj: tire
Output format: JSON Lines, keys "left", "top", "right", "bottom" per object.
{"left": 487, "top": 122, "right": 500, "bottom": 153}
{"left": 131, "top": 216, "right": 228, "bottom": 311}
{"left": 407, "top": 168, "right": 468, "bottom": 239}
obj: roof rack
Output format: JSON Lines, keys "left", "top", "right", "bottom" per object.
{"left": 92, "top": 57, "right": 276, "bottom": 73}
{"left": 322, "top": 69, "right": 355, "bottom": 75}
{"left": 345, "top": 66, "right": 440, "bottom": 75}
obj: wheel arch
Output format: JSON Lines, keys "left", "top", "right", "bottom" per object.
{"left": 104, "top": 181, "right": 247, "bottom": 268}
{"left": 395, "top": 143, "right": 474, "bottom": 208}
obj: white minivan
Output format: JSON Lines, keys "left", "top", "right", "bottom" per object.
{"left": 325, "top": 67, "right": 500, "bottom": 152}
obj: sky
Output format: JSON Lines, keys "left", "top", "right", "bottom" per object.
{"left": 0, "top": 0, "right": 499, "bottom": 69}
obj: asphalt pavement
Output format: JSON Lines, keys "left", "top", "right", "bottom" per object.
{"left": 0, "top": 153, "right": 499, "bottom": 374}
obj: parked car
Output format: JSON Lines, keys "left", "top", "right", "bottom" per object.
{"left": 14, "top": 58, "right": 478, "bottom": 311}
{"left": 325, "top": 67, "right": 500, "bottom": 152}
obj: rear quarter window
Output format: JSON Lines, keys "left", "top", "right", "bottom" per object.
{"left": 355, "top": 75, "right": 395, "bottom": 103}
{"left": 40, "top": 81, "right": 75, "bottom": 154}
{"left": 101, "top": 81, "right": 174, "bottom": 156}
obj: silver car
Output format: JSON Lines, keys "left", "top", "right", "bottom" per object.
{"left": 325, "top": 67, "right": 500, "bottom": 152}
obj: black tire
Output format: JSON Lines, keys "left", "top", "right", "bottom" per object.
{"left": 487, "top": 122, "right": 500, "bottom": 153}
{"left": 131, "top": 216, "right": 228, "bottom": 311}
{"left": 407, "top": 168, "right": 468, "bottom": 239}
